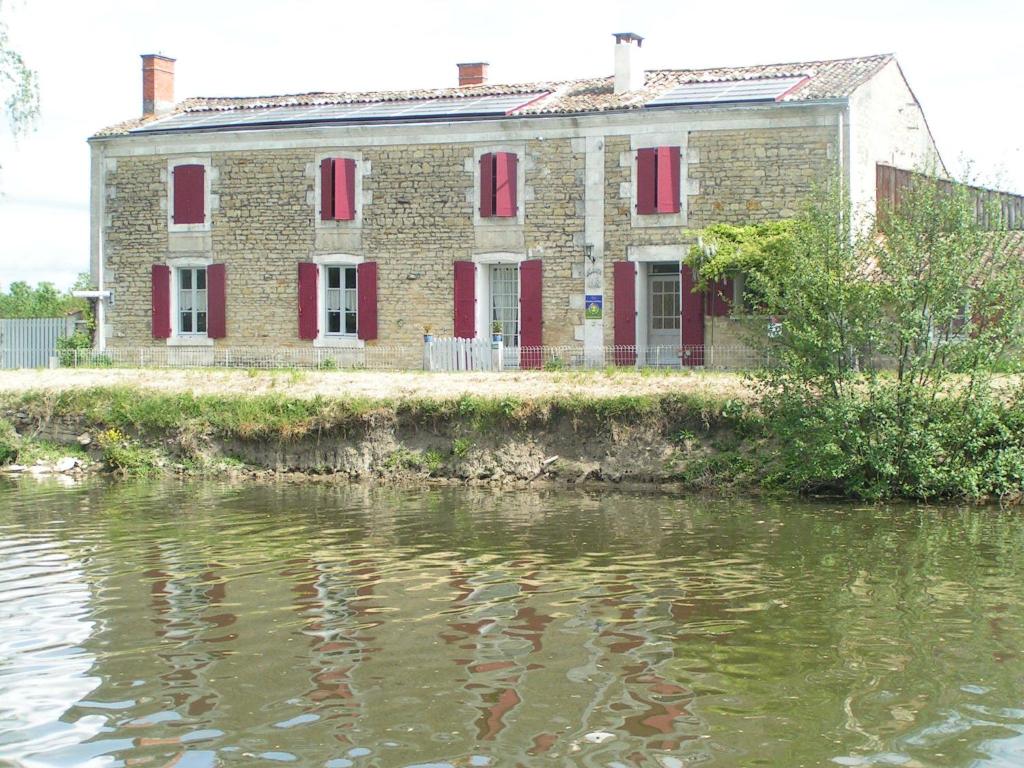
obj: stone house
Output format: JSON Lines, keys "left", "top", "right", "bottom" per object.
{"left": 87, "top": 34, "right": 941, "bottom": 366}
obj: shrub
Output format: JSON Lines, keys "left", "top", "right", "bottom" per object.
{"left": 56, "top": 331, "right": 92, "bottom": 367}
{"left": 0, "top": 419, "right": 19, "bottom": 466}
{"left": 96, "top": 427, "right": 160, "bottom": 476}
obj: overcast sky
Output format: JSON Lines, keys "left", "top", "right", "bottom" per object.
{"left": 0, "top": 0, "right": 1021, "bottom": 290}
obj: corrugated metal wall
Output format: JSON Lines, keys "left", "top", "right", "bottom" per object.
{"left": 0, "top": 318, "right": 69, "bottom": 369}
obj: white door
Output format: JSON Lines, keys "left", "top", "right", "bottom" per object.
{"left": 647, "top": 263, "right": 680, "bottom": 366}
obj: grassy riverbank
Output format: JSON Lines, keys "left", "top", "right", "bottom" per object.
{"left": 0, "top": 373, "right": 760, "bottom": 489}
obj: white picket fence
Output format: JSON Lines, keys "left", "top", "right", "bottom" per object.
{"left": 0, "top": 318, "right": 71, "bottom": 369}
{"left": 424, "top": 337, "right": 501, "bottom": 371}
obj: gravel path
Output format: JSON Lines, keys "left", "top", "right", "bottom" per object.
{"left": 0, "top": 368, "right": 752, "bottom": 401}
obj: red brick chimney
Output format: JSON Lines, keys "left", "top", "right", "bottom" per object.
{"left": 457, "top": 62, "right": 488, "bottom": 87}
{"left": 141, "top": 54, "right": 175, "bottom": 117}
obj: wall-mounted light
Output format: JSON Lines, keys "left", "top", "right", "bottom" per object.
{"left": 583, "top": 244, "right": 595, "bottom": 264}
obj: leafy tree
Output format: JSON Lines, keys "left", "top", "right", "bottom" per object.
{"left": 0, "top": 0, "right": 38, "bottom": 138}
{"left": 689, "top": 176, "right": 1024, "bottom": 500}
{"left": 0, "top": 277, "right": 89, "bottom": 319}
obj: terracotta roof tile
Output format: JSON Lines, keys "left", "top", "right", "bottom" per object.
{"left": 93, "top": 53, "right": 894, "bottom": 137}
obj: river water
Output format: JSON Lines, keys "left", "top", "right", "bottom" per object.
{"left": 0, "top": 480, "right": 1022, "bottom": 768}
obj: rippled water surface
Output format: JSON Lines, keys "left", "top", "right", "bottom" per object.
{"left": 1, "top": 480, "right": 1023, "bottom": 767}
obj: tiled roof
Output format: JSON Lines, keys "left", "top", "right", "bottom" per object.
{"left": 94, "top": 53, "right": 894, "bottom": 137}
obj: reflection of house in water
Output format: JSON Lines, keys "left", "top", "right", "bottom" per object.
{"left": 145, "top": 542, "right": 231, "bottom": 720}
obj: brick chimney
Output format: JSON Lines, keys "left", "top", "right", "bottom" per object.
{"left": 141, "top": 54, "right": 175, "bottom": 117}
{"left": 457, "top": 62, "right": 488, "bottom": 87}
{"left": 612, "top": 33, "right": 644, "bottom": 94}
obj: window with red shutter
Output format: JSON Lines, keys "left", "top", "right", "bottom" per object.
{"left": 320, "top": 158, "right": 357, "bottom": 221}
{"left": 636, "top": 146, "right": 681, "bottom": 215}
{"left": 479, "top": 152, "right": 518, "bottom": 219}
{"left": 172, "top": 164, "right": 205, "bottom": 225}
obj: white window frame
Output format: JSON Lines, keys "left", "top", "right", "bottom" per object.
{"left": 166, "top": 255, "right": 214, "bottom": 346}
{"left": 470, "top": 145, "right": 527, "bottom": 226}
{"left": 312, "top": 253, "right": 365, "bottom": 348}
{"left": 166, "top": 156, "right": 214, "bottom": 233}
{"left": 470, "top": 252, "right": 527, "bottom": 341}
{"left": 313, "top": 151, "right": 366, "bottom": 230}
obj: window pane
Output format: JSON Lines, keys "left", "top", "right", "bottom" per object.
{"left": 327, "top": 267, "right": 341, "bottom": 289}
{"left": 196, "top": 268, "right": 206, "bottom": 290}
{"left": 179, "top": 290, "right": 193, "bottom": 311}
{"left": 197, "top": 312, "right": 207, "bottom": 333}
{"left": 345, "top": 267, "right": 357, "bottom": 290}
{"left": 345, "top": 288, "right": 357, "bottom": 314}
{"left": 328, "top": 312, "right": 341, "bottom": 334}
{"left": 326, "top": 288, "right": 341, "bottom": 312}
{"left": 181, "top": 312, "right": 192, "bottom": 333}
{"left": 180, "top": 269, "right": 192, "bottom": 290}
{"left": 345, "top": 312, "right": 357, "bottom": 335}
{"left": 196, "top": 289, "right": 207, "bottom": 313}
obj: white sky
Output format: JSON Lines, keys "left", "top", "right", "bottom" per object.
{"left": 0, "top": 0, "right": 1021, "bottom": 290}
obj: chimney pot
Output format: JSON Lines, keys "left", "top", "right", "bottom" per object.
{"left": 141, "top": 53, "right": 175, "bottom": 118}
{"left": 612, "top": 32, "right": 644, "bottom": 94}
{"left": 457, "top": 62, "right": 488, "bottom": 87}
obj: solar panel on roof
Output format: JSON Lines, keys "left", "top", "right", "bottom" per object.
{"left": 131, "top": 92, "right": 548, "bottom": 133}
{"left": 646, "top": 76, "right": 807, "bottom": 107}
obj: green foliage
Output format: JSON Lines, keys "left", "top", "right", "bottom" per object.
{"left": 0, "top": 278, "right": 88, "bottom": 319}
{"left": 451, "top": 437, "right": 471, "bottom": 458}
{"left": 96, "top": 427, "right": 160, "bottom": 477}
{"left": 0, "top": 417, "right": 19, "bottom": 465}
{"left": 543, "top": 356, "right": 565, "bottom": 372}
{"left": 16, "top": 438, "right": 87, "bottom": 466}
{"left": 0, "top": 1, "right": 39, "bottom": 138}
{"left": 422, "top": 449, "right": 444, "bottom": 473}
{"left": 752, "top": 174, "right": 1024, "bottom": 500}
{"left": 55, "top": 331, "right": 92, "bottom": 366}
{"left": 686, "top": 220, "right": 798, "bottom": 291}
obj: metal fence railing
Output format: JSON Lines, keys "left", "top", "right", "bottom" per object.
{"left": 1, "top": 319, "right": 70, "bottom": 369}
{"left": 54, "top": 343, "right": 771, "bottom": 372}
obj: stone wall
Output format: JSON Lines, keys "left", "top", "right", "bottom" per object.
{"left": 103, "top": 124, "right": 835, "bottom": 354}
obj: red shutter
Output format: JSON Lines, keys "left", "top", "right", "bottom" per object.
{"left": 335, "top": 158, "right": 356, "bottom": 221}
{"left": 657, "top": 146, "right": 680, "bottom": 213}
{"left": 207, "top": 263, "right": 227, "bottom": 339}
{"left": 357, "top": 261, "right": 377, "bottom": 340}
{"left": 708, "top": 278, "right": 734, "bottom": 317}
{"left": 519, "top": 259, "right": 542, "bottom": 368}
{"left": 151, "top": 264, "right": 171, "bottom": 339}
{"left": 297, "top": 262, "right": 319, "bottom": 340}
{"left": 636, "top": 148, "right": 656, "bottom": 215}
{"left": 495, "top": 152, "right": 518, "bottom": 217}
{"left": 320, "top": 158, "right": 333, "bottom": 221}
{"left": 479, "top": 153, "right": 494, "bottom": 218}
{"left": 613, "top": 261, "right": 636, "bottom": 365}
{"left": 681, "top": 266, "right": 705, "bottom": 366}
{"left": 453, "top": 261, "right": 476, "bottom": 338}
{"left": 173, "top": 164, "right": 205, "bottom": 225}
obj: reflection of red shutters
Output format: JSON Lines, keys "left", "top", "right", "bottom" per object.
{"left": 479, "top": 153, "right": 494, "bottom": 218}
{"left": 636, "top": 149, "right": 656, "bottom": 214}
{"left": 320, "top": 158, "right": 356, "bottom": 221}
{"left": 453, "top": 261, "right": 476, "bottom": 338}
{"left": 519, "top": 259, "right": 542, "bottom": 368}
{"left": 495, "top": 152, "right": 518, "bottom": 217}
{"left": 297, "top": 262, "right": 318, "bottom": 340}
{"left": 613, "top": 261, "right": 636, "bottom": 365}
{"left": 151, "top": 265, "right": 171, "bottom": 339}
{"left": 172, "top": 164, "right": 205, "bottom": 224}
{"left": 207, "top": 264, "right": 227, "bottom": 339}
{"left": 356, "top": 262, "right": 378, "bottom": 341}
{"left": 656, "top": 146, "right": 680, "bottom": 213}
{"left": 681, "top": 267, "right": 704, "bottom": 366}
